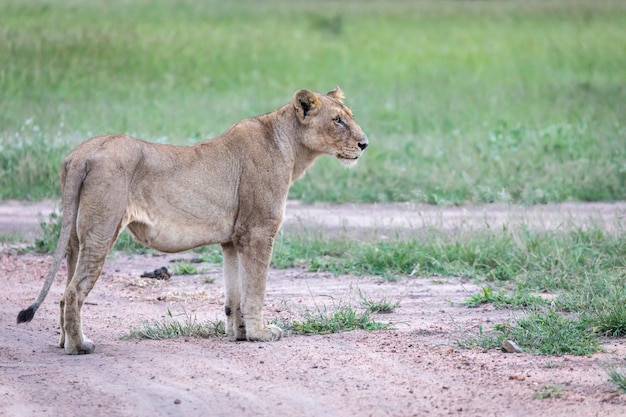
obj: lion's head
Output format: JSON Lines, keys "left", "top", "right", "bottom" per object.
{"left": 293, "top": 87, "right": 368, "bottom": 167}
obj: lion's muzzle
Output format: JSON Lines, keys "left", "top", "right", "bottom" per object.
{"left": 357, "top": 134, "right": 369, "bottom": 151}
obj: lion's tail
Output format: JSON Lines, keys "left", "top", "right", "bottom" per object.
{"left": 17, "top": 157, "right": 86, "bottom": 324}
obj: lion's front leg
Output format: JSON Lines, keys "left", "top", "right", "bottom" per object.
{"left": 235, "top": 228, "right": 282, "bottom": 342}
{"left": 221, "top": 243, "right": 246, "bottom": 341}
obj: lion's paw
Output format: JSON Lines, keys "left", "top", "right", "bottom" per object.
{"left": 247, "top": 324, "right": 282, "bottom": 342}
{"left": 65, "top": 339, "right": 95, "bottom": 355}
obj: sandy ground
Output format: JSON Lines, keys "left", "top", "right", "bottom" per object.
{"left": 1, "top": 200, "right": 625, "bottom": 417}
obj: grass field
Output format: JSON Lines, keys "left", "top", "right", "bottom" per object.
{"left": 1, "top": 0, "right": 625, "bottom": 202}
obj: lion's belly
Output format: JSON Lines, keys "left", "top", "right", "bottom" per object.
{"left": 123, "top": 205, "right": 234, "bottom": 253}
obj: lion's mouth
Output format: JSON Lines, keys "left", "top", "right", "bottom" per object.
{"left": 336, "top": 154, "right": 359, "bottom": 167}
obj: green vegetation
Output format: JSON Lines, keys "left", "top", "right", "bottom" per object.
{"left": 121, "top": 310, "right": 225, "bottom": 340}
{"left": 0, "top": 233, "right": 26, "bottom": 244}
{"left": 32, "top": 211, "right": 62, "bottom": 253}
{"left": 112, "top": 231, "right": 153, "bottom": 255}
{"left": 282, "top": 304, "right": 391, "bottom": 335}
{"left": 463, "top": 287, "right": 546, "bottom": 309}
{"left": 607, "top": 367, "right": 626, "bottom": 393}
{"left": 360, "top": 295, "right": 400, "bottom": 314}
{"left": 534, "top": 385, "right": 563, "bottom": 399}
{"left": 194, "top": 245, "right": 224, "bottom": 264}
{"left": 271, "top": 226, "right": 626, "bottom": 286}
{"left": 461, "top": 311, "right": 601, "bottom": 356}
{"left": 171, "top": 261, "right": 206, "bottom": 276}
{"left": 1, "top": 0, "right": 625, "bottom": 203}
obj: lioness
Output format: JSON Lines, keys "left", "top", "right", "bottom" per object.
{"left": 17, "top": 87, "right": 368, "bottom": 355}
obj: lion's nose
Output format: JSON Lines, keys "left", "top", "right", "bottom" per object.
{"left": 358, "top": 135, "right": 369, "bottom": 151}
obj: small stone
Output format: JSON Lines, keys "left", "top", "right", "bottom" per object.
{"left": 174, "top": 399, "right": 181, "bottom": 405}
{"left": 502, "top": 340, "right": 522, "bottom": 353}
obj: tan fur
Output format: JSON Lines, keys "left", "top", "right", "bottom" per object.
{"left": 17, "top": 87, "right": 368, "bottom": 354}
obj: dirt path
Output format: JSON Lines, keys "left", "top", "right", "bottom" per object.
{"left": 1, "top": 201, "right": 625, "bottom": 417}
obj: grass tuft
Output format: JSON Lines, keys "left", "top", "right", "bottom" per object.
{"left": 360, "top": 295, "right": 400, "bottom": 314}
{"left": 460, "top": 310, "right": 601, "bottom": 356}
{"left": 607, "top": 368, "right": 626, "bottom": 393}
{"left": 533, "top": 385, "right": 563, "bottom": 399}
{"left": 585, "top": 295, "right": 626, "bottom": 337}
{"left": 282, "top": 303, "right": 391, "bottom": 335}
{"left": 463, "top": 287, "right": 546, "bottom": 309}
{"left": 121, "top": 310, "right": 225, "bottom": 340}
{"left": 0, "top": 233, "right": 26, "bottom": 244}
{"left": 171, "top": 262, "right": 206, "bottom": 276}
{"left": 32, "top": 211, "right": 62, "bottom": 253}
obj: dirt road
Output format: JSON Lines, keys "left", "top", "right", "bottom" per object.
{"left": 1, "top": 201, "right": 625, "bottom": 417}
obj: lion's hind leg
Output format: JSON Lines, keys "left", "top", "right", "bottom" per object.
{"left": 62, "top": 171, "right": 128, "bottom": 354}
{"left": 63, "top": 220, "right": 124, "bottom": 354}
{"left": 58, "top": 231, "right": 79, "bottom": 349}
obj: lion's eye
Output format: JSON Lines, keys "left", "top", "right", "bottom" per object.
{"left": 333, "top": 116, "right": 344, "bottom": 126}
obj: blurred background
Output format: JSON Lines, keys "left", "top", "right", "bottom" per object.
{"left": 1, "top": 0, "right": 625, "bottom": 204}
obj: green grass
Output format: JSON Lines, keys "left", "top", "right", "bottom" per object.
{"left": 32, "top": 211, "right": 62, "bottom": 253}
{"left": 360, "top": 295, "right": 400, "bottom": 314}
{"left": 112, "top": 230, "right": 153, "bottom": 254}
{"left": 607, "top": 367, "right": 626, "bottom": 393}
{"left": 1, "top": 0, "right": 625, "bottom": 203}
{"left": 534, "top": 385, "right": 563, "bottom": 399}
{"left": 121, "top": 310, "right": 225, "bottom": 340}
{"left": 461, "top": 310, "right": 601, "bottom": 356}
{"left": 282, "top": 304, "right": 391, "bottom": 336}
{"left": 193, "top": 245, "right": 224, "bottom": 264}
{"left": 0, "top": 233, "right": 26, "bottom": 244}
{"left": 463, "top": 287, "right": 546, "bottom": 309}
{"left": 272, "top": 226, "right": 626, "bottom": 285}
{"left": 171, "top": 261, "right": 206, "bottom": 276}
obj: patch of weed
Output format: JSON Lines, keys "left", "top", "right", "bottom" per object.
{"left": 607, "top": 367, "right": 626, "bottom": 393}
{"left": 534, "top": 385, "right": 563, "bottom": 399}
{"left": 285, "top": 304, "right": 391, "bottom": 335}
{"left": 0, "top": 233, "right": 25, "bottom": 244}
{"left": 464, "top": 287, "right": 546, "bottom": 309}
{"left": 462, "top": 310, "right": 600, "bottom": 356}
{"left": 32, "top": 211, "right": 62, "bottom": 253}
{"left": 360, "top": 295, "right": 400, "bottom": 314}
{"left": 121, "top": 310, "right": 225, "bottom": 340}
{"left": 171, "top": 262, "right": 206, "bottom": 276}
{"left": 193, "top": 245, "right": 223, "bottom": 263}
{"left": 580, "top": 285, "right": 626, "bottom": 337}
{"left": 113, "top": 230, "right": 153, "bottom": 254}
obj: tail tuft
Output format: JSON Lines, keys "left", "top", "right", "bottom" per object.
{"left": 17, "top": 307, "right": 36, "bottom": 324}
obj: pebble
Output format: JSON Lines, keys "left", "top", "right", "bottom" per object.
{"left": 502, "top": 340, "right": 522, "bottom": 353}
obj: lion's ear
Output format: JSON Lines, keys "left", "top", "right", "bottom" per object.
{"left": 294, "top": 89, "right": 321, "bottom": 122}
{"left": 327, "top": 86, "right": 345, "bottom": 102}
